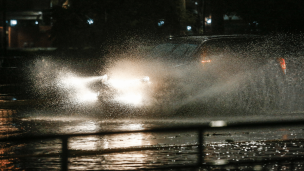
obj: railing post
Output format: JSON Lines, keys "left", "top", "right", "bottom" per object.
{"left": 198, "top": 128, "right": 204, "bottom": 167}
{"left": 61, "top": 136, "right": 68, "bottom": 171}
{"left": 290, "top": 161, "right": 294, "bottom": 171}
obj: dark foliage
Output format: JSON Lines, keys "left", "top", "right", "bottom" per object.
{"left": 49, "top": 0, "right": 197, "bottom": 49}
{"left": 224, "top": 0, "right": 304, "bottom": 33}
{"left": 49, "top": 0, "right": 304, "bottom": 49}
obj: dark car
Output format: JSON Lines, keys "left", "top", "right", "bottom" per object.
{"left": 150, "top": 35, "right": 286, "bottom": 74}
{"left": 94, "top": 35, "right": 294, "bottom": 115}
{"left": 139, "top": 35, "right": 288, "bottom": 113}
{"left": 151, "top": 35, "right": 288, "bottom": 109}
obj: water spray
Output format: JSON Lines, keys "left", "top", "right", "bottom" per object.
{"left": 58, "top": 74, "right": 108, "bottom": 103}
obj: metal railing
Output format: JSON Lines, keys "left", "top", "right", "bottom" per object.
{"left": 1, "top": 119, "right": 304, "bottom": 170}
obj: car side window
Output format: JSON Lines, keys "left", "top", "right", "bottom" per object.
{"left": 171, "top": 44, "right": 198, "bottom": 60}
{"left": 200, "top": 39, "right": 259, "bottom": 62}
{"left": 149, "top": 42, "right": 199, "bottom": 62}
{"left": 150, "top": 43, "right": 177, "bottom": 57}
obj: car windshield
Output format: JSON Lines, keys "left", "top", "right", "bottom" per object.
{"left": 149, "top": 43, "right": 198, "bottom": 61}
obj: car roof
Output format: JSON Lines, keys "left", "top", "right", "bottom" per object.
{"left": 167, "top": 34, "right": 263, "bottom": 44}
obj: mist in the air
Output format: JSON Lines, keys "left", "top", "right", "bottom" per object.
{"left": 28, "top": 34, "right": 304, "bottom": 118}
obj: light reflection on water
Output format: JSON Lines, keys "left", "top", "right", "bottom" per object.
{"left": 69, "top": 136, "right": 100, "bottom": 150}
{"left": 0, "top": 109, "right": 22, "bottom": 170}
{"left": 69, "top": 132, "right": 148, "bottom": 170}
{"left": 0, "top": 158, "right": 17, "bottom": 170}
{"left": 68, "top": 123, "right": 147, "bottom": 151}
{"left": 122, "top": 123, "right": 144, "bottom": 130}
{"left": 63, "top": 120, "right": 99, "bottom": 133}
{"left": 69, "top": 133, "right": 146, "bottom": 150}
{"left": 0, "top": 110, "right": 20, "bottom": 138}
{"left": 2, "top": 110, "right": 304, "bottom": 170}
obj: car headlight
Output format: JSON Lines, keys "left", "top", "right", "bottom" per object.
{"left": 141, "top": 76, "right": 150, "bottom": 83}
{"left": 98, "top": 75, "right": 151, "bottom": 106}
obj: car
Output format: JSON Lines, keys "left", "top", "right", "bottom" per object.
{"left": 96, "top": 74, "right": 151, "bottom": 105}
{"left": 62, "top": 34, "right": 292, "bottom": 116}
{"left": 92, "top": 35, "right": 290, "bottom": 115}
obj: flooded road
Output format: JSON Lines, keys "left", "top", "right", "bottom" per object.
{"left": 1, "top": 108, "right": 304, "bottom": 170}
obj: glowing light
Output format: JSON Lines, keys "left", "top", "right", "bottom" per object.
{"left": 187, "top": 26, "right": 192, "bottom": 31}
{"left": 104, "top": 76, "right": 150, "bottom": 106}
{"left": 76, "top": 90, "right": 98, "bottom": 102}
{"left": 158, "top": 20, "right": 165, "bottom": 26}
{"left": 69, "top": 136, "right": 100, "bottom": 150}
{"left": 207, "top": 19, "right": 212, "bottom": 24}
{"left": 10, "top": 20, "right": 17, "bottom": 26}
{"left": 278, "top": 57, "right": 286, "bottom": 75}
{"left": 141, "top": 76, "right": 150, "bottom": 82}
{"left": 210, "top": 121, "right": 227, "bottom": 127}
{"left": 201, "top": 60, "right": 211, "bottom": 63}
{"left": 58, "top": 72, "right": 148, "bottom": 105}
{"left": 211, "top": 159, "right": 229, "bottom": 165}
{"left": 35, "top": 21, "right": 38, "bottom": 24}
{"left": 115, "top": 93, "right": 142, "bottom": 105}
{"left": 87, "top": 19, "right": 94, "bottom": 25}
{"left": 61, "top": 75, "right": 106, "bottom": 87}
{"left": 58, "top": 74, "right": 105, "bottom": 103}
{"left": 61, "top": 76, "right": 82, "bottom": 87}
{"left": 107, "top": 77, "right": 147, "bottom": 90}
{"left": 122, "top": 124, "right": 144, "bottom": 130}
{"left": 101, "top": 74, "right": 108, "bottom": 82}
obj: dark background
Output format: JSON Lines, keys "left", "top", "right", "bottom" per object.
{"left": 1, "top": 0, "right": 304, "bottom": 50}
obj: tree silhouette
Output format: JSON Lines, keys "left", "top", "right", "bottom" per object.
{"left": 224, "top": 0, "right": 304, "bottom": 33}
{"left": 50, "top": 0, "right": 198, "bottom": 48}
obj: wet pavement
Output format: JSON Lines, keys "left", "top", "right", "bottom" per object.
{"left": 1, "top": 108, "right": 304, "bottom": 170}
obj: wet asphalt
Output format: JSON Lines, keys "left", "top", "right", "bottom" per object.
{"left": 1, "top": 106, "right": 304, "bottom": 170}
